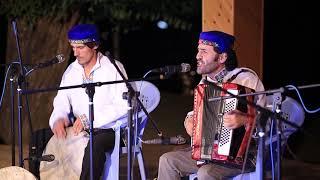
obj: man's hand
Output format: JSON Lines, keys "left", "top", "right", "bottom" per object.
{"left": 73, "top": 118, "right": 84, "bottom": 136}
{"left": 223, "top": 110, "right": 248, "bottom": 129}
{"left": 52, "top": 118, "right": 70, "bottom": 139}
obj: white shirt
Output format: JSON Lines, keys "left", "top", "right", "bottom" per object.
{"left": 49, "top": 52, "right": 129, "bottom": 129}
{"left": 223, "top": 67, "right": 266, "bottom": 107}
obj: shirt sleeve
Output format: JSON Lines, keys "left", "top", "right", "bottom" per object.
{"left": 232, "top": 71, "right": 266, "bottom": 108}
{"left": 49, "top": 72, "right": 71, "bottom": 129}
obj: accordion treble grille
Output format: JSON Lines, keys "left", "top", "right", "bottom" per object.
{"left": 217, "top": 89, "right": 239, "bottom": 155}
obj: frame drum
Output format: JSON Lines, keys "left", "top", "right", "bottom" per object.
{"left": 39, "top": 127, "right": 89, "bottom": 180}
{"left": 0, "top": 166, "right": 37, "bottom": 180}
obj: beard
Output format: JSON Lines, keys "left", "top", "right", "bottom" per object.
{"left": 196, "top": 57, "right": 219, "bottom": 75}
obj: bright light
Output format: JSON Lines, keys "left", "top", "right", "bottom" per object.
{"left": 157, "top": 20, "right": 168, "bottom": 29}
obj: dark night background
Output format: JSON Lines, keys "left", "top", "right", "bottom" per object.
{"left": 263, "top": 1, "right": 320, "bottom": 163}
{"left": 1, "top": 0, "right": 320, "bottom": 165}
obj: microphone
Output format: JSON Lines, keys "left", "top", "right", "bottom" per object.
{"left": 150, "top": 63, "right": 191, "bottom": 74}
{"left": 143, "top": 135, "right": 187, "bottom": 145}
{"left": 39, "top": 154, "right": 55, "bottom": 162}
{"left": 24, "top": 154, "right": 55, "bottom": 162}
{"left": 32, "top": 54, "right": 65, "bottom": 69}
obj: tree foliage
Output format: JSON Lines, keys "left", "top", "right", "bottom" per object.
{"left": 1, "top": 0, "right": 195, "bottom": 32}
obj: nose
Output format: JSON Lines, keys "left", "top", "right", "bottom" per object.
{"left": 73, "top": 48, "right": 79, "bottom": 57}
{"left": 196, "top": 52, "right": 201, "bottom": 60}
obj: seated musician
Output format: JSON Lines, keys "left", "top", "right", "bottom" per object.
{"left": 48, "top": 24, "right": 128, "bottom": 180}
{"left": 157, "top": 31, "right": 266, "bottom": 180}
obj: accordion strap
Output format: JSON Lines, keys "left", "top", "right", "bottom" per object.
{"left": 226, "top": 69, "right": 252, "bottom": 82}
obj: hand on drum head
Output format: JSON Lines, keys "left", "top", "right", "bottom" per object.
{"left": 52, "top": 118, "right": 70, "bottom": 139}
{"left": 72, "top": 118, "right": 84, "bottom": 136}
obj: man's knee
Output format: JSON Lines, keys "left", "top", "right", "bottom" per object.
{"left": 159, "top": 152, "right": 175, "bottom": 167}
{"left": 197, "top": 166, "right": 221, "bottom": 180}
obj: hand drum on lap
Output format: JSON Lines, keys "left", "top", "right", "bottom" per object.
{"left": 40, "top": 127, "right": 89, "bottom": 180}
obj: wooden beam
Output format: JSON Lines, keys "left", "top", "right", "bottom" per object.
{"left": 202, "top": 0, "right": 264, "bottom": 78}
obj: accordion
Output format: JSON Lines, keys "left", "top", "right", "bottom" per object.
{"left": 191, "top": 81, "right": 256, "bottom": 168}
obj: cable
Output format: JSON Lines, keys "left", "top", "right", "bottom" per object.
{"left": 0, "top": 62, "right": 27, "bottom": 109}
{"left": 0, "top": 61, "right": 31, "bottom": 111}
{"left": 286, "top": 85, "right": 320, "bottom": 113}
{"left": 0, "top": 64, "right": 12, "bottom": 110}
{"left": 269, "top": 119, "right": 275, "bottom": 180}
{"left": 143, "top": 70, "right": 152, "bottom": 79}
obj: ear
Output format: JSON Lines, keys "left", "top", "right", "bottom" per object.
{"left": 218, "top": 52, "right": 228, "bottom": 64}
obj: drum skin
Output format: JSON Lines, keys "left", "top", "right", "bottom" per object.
{"left": 0, "top": 166, "right": 37, "bottom": 180}
{"left": 39, "top": 127, "right": 89, "bottom": 180}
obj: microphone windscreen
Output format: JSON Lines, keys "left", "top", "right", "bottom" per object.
{"left": 181, "top": 63, "right": 191, "bottom": 73}
{"left": 56, "top": 54, "right": 65, "bottom": 63}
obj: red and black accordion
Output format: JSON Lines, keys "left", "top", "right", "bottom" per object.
{"left": 191, "top": 81, "right": 256, "bottom": 168}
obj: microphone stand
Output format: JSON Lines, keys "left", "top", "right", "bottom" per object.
{"left": 270, "top": 92, "right": 283, "bottom": 180}
{"left": 256, "top": 110, "right": 269, "bottom": 180}
{"left": 1, "top": 62, "right": 27, "bottom": 167}
{"left": 22, "top": 75, "right": 164, "bottom": 179}
{"left": 206, "top": 82, "right": 312, "bottom": 180}
{"left": 97, "top": 53, "right": 165, "bottom": 180}
{"left": 12, "top": 19, "right": 26, "bottom": 167}
{"left": 9, "top": 64, "right": 18, "bottom": 166}
{"left": 104, "top": 58, "right": 135, "bottom": 180}
{"left": 83, "top": 83, "right": 96, "bottom": 180}
{"left": 11, "top": 19, "right": 34, "bottom": 168}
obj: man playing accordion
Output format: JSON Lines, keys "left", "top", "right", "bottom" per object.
{"left": 157, "top": 30, "right": 266, "bottom": 180}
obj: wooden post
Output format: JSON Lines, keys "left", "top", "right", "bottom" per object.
{"left": 202, "top": 0, "right": 264, "bottom": 78}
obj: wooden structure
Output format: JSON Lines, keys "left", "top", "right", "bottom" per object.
{"left": 202, "top": 0, "right": 264, "bottom": 78}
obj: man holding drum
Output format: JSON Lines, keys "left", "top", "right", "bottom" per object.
{"left": 49, "top": 24, "right": 128, "bottom": 180}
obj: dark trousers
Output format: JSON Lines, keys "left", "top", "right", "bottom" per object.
{"left": 80, "top": 129, "right": 115, "bottom": 180}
